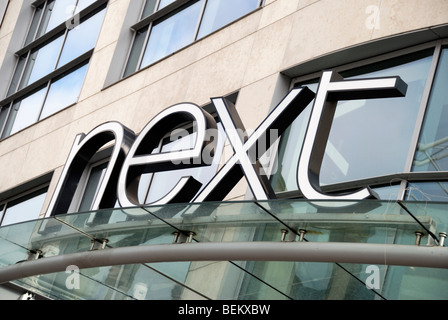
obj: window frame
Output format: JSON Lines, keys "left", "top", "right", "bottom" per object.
{"left": 0, "top": 0, "right": 108, "bottom": 140}
{"left": 0, "top": 1, "right": 9, "bottom": 28}
{"left": 274, "top": 39, "right": 448, "bottom": 201}
{"left": 122, "top": 0, "right": 264, "bottom": 78}
{"left": 0, "top": 184, "right": 50, "bottom": 226}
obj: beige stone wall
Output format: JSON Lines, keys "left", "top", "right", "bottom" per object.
{"left": 0, "top": 0, "right": 447, "bottom": 218}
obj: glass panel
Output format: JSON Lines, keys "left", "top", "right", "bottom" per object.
{"left": 239, "top": 261, "right": 382, "bottom": 300}
{"left": 402, "top": 201, "right": 448, "bottom": 238}
{"left": 0, "top": 204, "right": 4, "bottom": 225}
{"left": 271, "top": 82, "right": 316, "bottom": 193}
{"left": 413, "top": 49, "right": 448, "bottom": 173}
{"left": 142, "top": 0, "right": 158, "bottom": 18}
{"left": 372, "top": 185, "right": 402, "bottom": 201}
{"left": 4, "top": 87, "right": 47, "bottom": 137}
{"left": 272, "top": 50, "right": 434, "bottom": 193}
{"left": 1, "top": 188, "right": 47, "bottom": 226}
{"left": 197, "top": 0, "right": 259, "bottom": 39}
{"left": 57, "top": 8, "right": 106, "bottom": 67}
{"left": 37, "top": 0, "right": 78, "bottom": 37}
{"left": 74, "top": 0, "right": 97, "bottom": 14}
{"left": 123, "top": 26, "right": 149, "bottom": 77}
{"left": 256, "top": 199, "right": 433, "bottom": 246}
{"left": 405, "top": 182, "right": 448, "bottom": 202}
{"left": 7, "top": 56, "right": 27, "bottom": 96}
{"left": 140, "top": 0, "right": 204, "bottom": 68}
{"left": 159, "top": 0, "right": 176, "bottom": 10}
{"left": 0, "top": 200, "right": 446, "bottom": 300}
{"left": 39, "top": 63, "right": 88, "bottom": 120}
{"left": 0, "top": 105, "right": 10, "bottom": 137}
{"left": 19, "top": 35, "right": 64, "bottom": 89}
{"left": 0, "top": 238, "right": 30, "bottom": 271}
{"left": 78, "top": 162, "right": 108, "bottom": 212}
{"left": 24, "top": 5, "right": 44, "bottom": 45}
{"left": 322, "top": 51, "right": 433, "bottom": 185}
{"left": 15, "top": 263, "right": 207, "bottom": 300}
{"left": 383, "top": 266, "right": 448, "bottom": 300}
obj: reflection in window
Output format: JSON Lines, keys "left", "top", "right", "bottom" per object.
{"left": 405, "top": 182, "right": 448, "bottom": 202}
{"left": 413, "top": 48, "right": 448, "bottom": 173}
{"left": 0, "top": 188, "right": 48, "bottom": 226}
{"left": 37, "top": 0, "right": 78, "bottom": 38}
{"left": 197, "top": 0, "right": 260, "bottom": 39}
{"left": 272, "top": 50, "right": 434, "bottom": 197}
{"left": 0, "top": 1, "right": 106, "bottom": 140}
{"left": 1, "top": 63, "right": 89, "bottom": 138}
{"left": 123, "top": 26, "right": 149, "bottom": 77}
{"left": 125, "top": 0, "right": 261, "bottom": 76}
{"left": 57, "top": 9, "right": 107, "bottom": 67}
{"left": 407, "top": 48, "right": 448, "bottom": 202}
{"left": 39, "top": 63, "right": 89, "bottom": 120}
{"left": 20, "top": 35, "right": 65, "bottom": 88}
{"left": 2, "top": 87, "right": 47, "bottom": 138}
{"left": 77, "top": 161, "right": 109, "bottom": 212}
{"left": 141, "top": 1, "right": 204, "bottom": 68}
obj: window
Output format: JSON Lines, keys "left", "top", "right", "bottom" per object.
{"left": 0, "top": 1, "right": 9, "bottom": 28}
{"left": 0, "top": 187, "right": 48, "bottom": 226}
{"left": 272, "top": 45, "right": 442, "bottom": 201}
{"left": 0, "top": 0, "right": 107, "bottom": 139}
{"left": 123, "top": 0, "right": 262, "bottom": 78}
{"left": 71, "top": 159, "right": 111, "bottom": 213}
{"left": 405, "top": 47, "right": 448, "bottom": 201}
{"left": 412, "top": 48, "right": 448, "bottom": 173}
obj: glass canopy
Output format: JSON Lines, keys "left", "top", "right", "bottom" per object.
{"left": 0, "top": 200, "right": 446, "bottom": 300}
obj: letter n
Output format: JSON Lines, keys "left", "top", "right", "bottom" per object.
{"left": 44, "top": 122, "right": 135, "bottom": 222}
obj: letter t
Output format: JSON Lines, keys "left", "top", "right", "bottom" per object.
{"left": 297, "top": 71, "right": 408, "bottom": 202}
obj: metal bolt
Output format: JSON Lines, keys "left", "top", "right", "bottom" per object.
{"left": 173, "top": 232, "right": 180, "bottom": 243}
{"left": 415, "top": 232, "right": 424, "bottom": 246}
{"left": 439, "top": 232, "right": 447, "bottom": 247}
{"left": 90, "top": 239, "right": 109, "bottom": 251}
{"left": 281, "top": 229, "right": 289, "bottom": 242}
{"left": 298, "top": 229, "right": 307, "bottom": 242}
{"left": 28, "top": 250, "right": 42, "bottom": 261}
{"left": 188, "top": 232, "right": 196, "bottom": 243}
{"left": 101, "top": 239, "right": 109, "bottom": 250}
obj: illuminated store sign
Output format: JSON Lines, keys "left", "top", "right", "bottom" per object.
{"left": 46, "top": 71, "right": 407, "bottom": 216}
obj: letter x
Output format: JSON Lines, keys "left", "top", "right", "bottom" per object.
{"left": 193, "top": 87, "right": 315, "bottom": 202}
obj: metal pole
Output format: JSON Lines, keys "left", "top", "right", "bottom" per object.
{"left": 0, "top": 242, "right": 447, "bottom": 284}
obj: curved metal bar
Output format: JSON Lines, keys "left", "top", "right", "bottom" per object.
{"left": 0, "top": 242, "right": 447, "bottom": 284}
